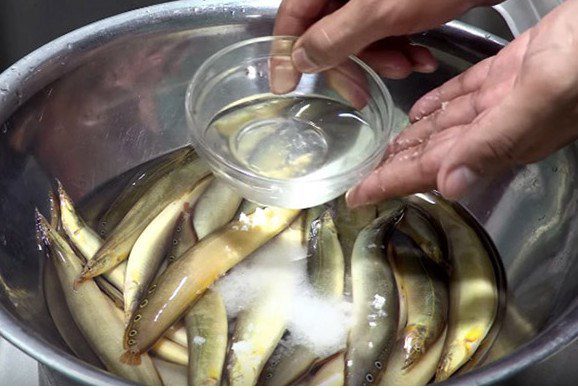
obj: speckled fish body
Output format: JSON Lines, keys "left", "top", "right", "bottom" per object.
{"left": 390, "top": 231, "right": 448, "bottom": 369}
{"left": 407, "top": 193, "right": 497, "bottom": 382}
{"left": 122, "top": 207, "right": 300, "bottom": 362}
{"left": 80, "top": 153, "right": 210, "bottom": 281}
{"left": 185, "top": 289, "right": 228, "bottom": 385}
{"left": 124, "top": 176, "right": 211, "bottom": 323}
{"left": 97, "top": 147, "right": 193, "bottom": 237}
{"left": 345, "top": 204, "right": 404, "bottom": 385}
{"left": 36, "top": 214, "right": 161, "bottom": 385}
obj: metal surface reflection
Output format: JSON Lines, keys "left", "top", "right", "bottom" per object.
{"left": 0, "top": 0, "right": 576, "bottom": 385}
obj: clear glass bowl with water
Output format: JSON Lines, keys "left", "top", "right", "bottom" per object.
{"left": 186, "top": 36, "right": 393, "bottom": 209}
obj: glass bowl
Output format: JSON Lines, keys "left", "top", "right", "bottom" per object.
{"left": 186, "top": 36, "right": 393, "bottom": 209}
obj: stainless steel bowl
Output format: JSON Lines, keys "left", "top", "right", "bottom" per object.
{"left": 0, "top": 0, "right": 577, "bottom": 385}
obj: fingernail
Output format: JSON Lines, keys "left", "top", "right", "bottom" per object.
{"left": 442, "top": 166, "right": 478, "bottom": 200}
{"left": 380, "top": 64, "right": 412, "bottom": 80}
{"left": 411, "top": 49, "right": 438, "bottom": 73}
{"left": 270, "top": 62, "right": 298, "bottom": 94}
{"left": 345, "top": 187, "right": 361, "bottom": 208}
{"left": 292, "top": 47, "right": 318, "bottom": 73}
{"left": 414, "top": 62, "right": 437, "bottom": 74}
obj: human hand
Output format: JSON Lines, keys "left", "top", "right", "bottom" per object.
{"left": 274, "top": 0, "right": 498, "bottom": 78}
{"left": 346, "top": 0, "right": 578, "bottom": 207}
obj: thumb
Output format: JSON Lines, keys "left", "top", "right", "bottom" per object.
{"left": 292, "top": 1, "right": 389, "bottom": 73}
{"left": 437, "top": 103, "right": 525, "bottom": 200}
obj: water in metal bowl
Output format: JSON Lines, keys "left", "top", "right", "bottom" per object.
{"left": 35, "top": 146, "right": 506, "bottom": 385}
{"left": 0, "top": 1, "right": 577, "bottom": 385}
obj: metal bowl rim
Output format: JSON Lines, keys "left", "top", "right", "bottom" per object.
{"left": 0, "top": 0, "right": 576, "bottom": 384}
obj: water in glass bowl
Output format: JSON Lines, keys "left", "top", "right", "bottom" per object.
{"left": 204, "top": 94, "right": 380, "bottom": 183}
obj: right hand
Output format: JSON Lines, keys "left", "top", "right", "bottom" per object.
{"left": 346, "top": 0, "right": 578, "bottom": 206}
{"left": 274, "top": 0, "right": 499, "bottom": 78}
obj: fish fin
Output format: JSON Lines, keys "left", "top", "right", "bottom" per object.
{"left": 55, "top": 179, "right": 66, "bottom": 198}
{"left": 73, "top": 275, "right": 88, "bottom": 290}
{"left": 120, "top": 350, "right": 142, "bottom": 365}
{"left": 434, "top": 353, "right": 452, "bottom": 382}
{"left": 35, "top": 209, "right": 50, "bottom": 247}
{"left": 47, "top": 191, "right": 61, "bottom": 230}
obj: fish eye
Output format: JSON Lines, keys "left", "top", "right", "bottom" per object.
{"left": 365, "top": 374, "right": 374, "bottom": 383}
{"left": 374, "top": 361, "right": 382, "bottom": 369}
{"left": 139, "top": 299, "right": 149, "bottom": 308}
{"left": 134, "top": 314, "right": 142, "bottom": 322}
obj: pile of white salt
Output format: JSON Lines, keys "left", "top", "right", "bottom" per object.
{"left": 214, "top": 213, "right": 353, "bottom": 358}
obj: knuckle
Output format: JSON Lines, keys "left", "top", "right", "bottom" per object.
{"left": 304, "top": 24, "right": 341, "bottom": 63}
{"left": 456, "top": 72, "right": 468, "bottom": 92}
{"left": 416, "top": 146, "right": 437, "bottom": 178}
{"left": 303, "top": 34, "right": 329, "bottom": 60}
{"left": 277, "top": 0, "right": 292, "bottom": 16}
{"left": 468, "top": 91, "right": 482, "bottom": 117}
{"left": 279, "top": 0, "right": 306, "bottom": 19}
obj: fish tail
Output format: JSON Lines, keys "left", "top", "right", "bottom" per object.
{"left": 120, "top": 350, "right": 142, "bottom": 365}
{"left": 75, "top": 261, "right": 100, "bottom": 287}
{"left": 435, "top": 343, "right": 470, "bottom": 382}
{"left": 73, "top": 275, "right": 88, "bottom": 290}
{"left": 434, "top": 352, "right": 452, "bottom": 382}
{"left": 55, "top": 179, "right": 67, "bottom": 200}
{"left": 35, "top": 209, "right": 51, "bottom": 247}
